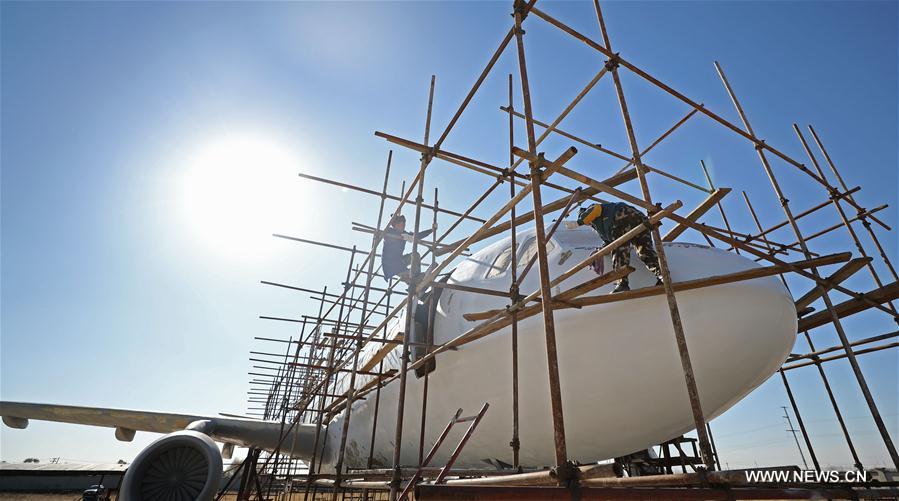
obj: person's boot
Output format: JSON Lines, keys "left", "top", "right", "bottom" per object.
{"left": 611, "top": 281, "right": 630, "bottom": 294}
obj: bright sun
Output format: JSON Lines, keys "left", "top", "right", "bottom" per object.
{"left": 179, "top": 134, "right": 305, "bottom": 260}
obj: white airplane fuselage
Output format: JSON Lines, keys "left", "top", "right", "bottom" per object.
{"left": 318, "top": 225, "right": 797, "bottom": 470}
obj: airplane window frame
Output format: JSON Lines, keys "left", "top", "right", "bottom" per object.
{"left": 516, "top": 236, "right": 557, "bottom": 269}
{"left": 484, "top": 246, "right": 514, "bottom": 280}
{"left": 483, "top": 236, "right": 559, "bottom": 280}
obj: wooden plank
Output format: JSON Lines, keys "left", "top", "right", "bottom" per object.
{"left": 553, "top": 253, "right": 850, "bottom": 309}
{"left": 464, "top": 197, "right": 683, "bottom": 322}
{"left": 463, "top": 265, "right": 628, "bottom": 322}
{"left": 430, "top": 282, "right": 510, "bottom": 298}
{"left": 321, "top": 268, "right": 626, "bottom": 414}
{"left": 322, "top": 369, "right": 398, "bottom": 415}
{"left": 787, "top": 330, "right": 899, "bottom": 363}
{"left": 545, "top": 156, "right": 895, "bottom": 319}
{"left": 356, "top": 148, "right": 575, "bottom": 376}
{"left": 439, "top": 252, "right": 850, "bottom": 323}
{"left": 437, "top": 168, "right": 638, "bottom": 255}
{"left": 798, "top": 281, "right": 899, "bottom": 332}
{"left": 350, "top": 224, "right": 455, "bottom": 253}
{"left": 298, "top": 172, "right": 485, "bottom": 223}
{"left": 662, "top": 188, "right": 732, "bottom": 242}
{"left": 443, "top": 267, "right": 632, "bottom": 349}
{"left": 783, "top": 341, "right": 899, "bottom": 371}
{"left": 794, "top": 257, "right": 871, "bottom": 311}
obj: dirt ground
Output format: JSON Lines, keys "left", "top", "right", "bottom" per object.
{"left": 0, "top": 496, "right": 96, "bottom": 501}
{"left": 0, "top": 495, "right": 241, "bottom": 501}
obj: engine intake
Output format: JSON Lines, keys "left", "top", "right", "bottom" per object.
{"left": 120, "top": 430, "right": 223, "bottom": 501}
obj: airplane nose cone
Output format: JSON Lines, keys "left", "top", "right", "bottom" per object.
{"left": 550, "top": 243, "right": 796, "bottom": 462}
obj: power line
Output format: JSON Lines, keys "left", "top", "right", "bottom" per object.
{"left": 783, "top": 406, "right": 809, "bottom": 469}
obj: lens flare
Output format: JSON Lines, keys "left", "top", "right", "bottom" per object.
{"left": 178, "top": 134, "right": 305, "bottom": 260}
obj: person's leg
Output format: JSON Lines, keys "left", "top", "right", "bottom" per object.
{"left": 611, "top": 244, "right": 631, "bottom": 292}
{"left": 410, "top": 251, "right": 422, "bottom": 275}
{"left": 395, "top": 269, "right": 412, "bottom": 283}
{"left": 609, "top": 209, "right": 634, "bottom": 292}
{"left": 633, "top": 231, "right": 663, "bottom": 285}
{"left": 399, "top": 252, "right": 424, "bottom": 283}
{"left": 615, "top": 206, "right": 664, "bottom": 289}
{"left": 402, "top": 252, "right": 423, "bottom": 271}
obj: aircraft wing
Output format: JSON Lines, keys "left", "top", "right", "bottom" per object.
{"left": 0, "top": 400, "right": 320, "bottom": 459}
{"left": 0, "top": 401, "right": 203, "bottom": 434}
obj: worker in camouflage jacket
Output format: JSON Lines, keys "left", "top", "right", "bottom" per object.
{"left": 577, "top": 202, "right": 663, "bottom": 293}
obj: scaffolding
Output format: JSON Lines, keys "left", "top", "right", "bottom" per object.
{"left": 229, "top": 1, "right": 898, "bottom": 499}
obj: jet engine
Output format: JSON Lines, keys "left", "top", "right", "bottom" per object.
{"left": 119, "top": 430, "right": 223, "bottom": 501}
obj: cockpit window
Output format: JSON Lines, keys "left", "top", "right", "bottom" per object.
{"left": 485, "top": 246, "right": 514, "bottom": 279}
{"left": 483, "top": 236, "right": 558, "bottom": 280}
{"left": 517, "top": 236, "right": 556, "bottom": 269}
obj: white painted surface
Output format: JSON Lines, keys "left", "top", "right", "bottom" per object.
{"left": 322, "top": 226, "right": 797, "bottom": 469}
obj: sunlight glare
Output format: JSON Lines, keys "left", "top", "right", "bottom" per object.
{"left": 179, "top": 134, "right": 306, "bottom": 261}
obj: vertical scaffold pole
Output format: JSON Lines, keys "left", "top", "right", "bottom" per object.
{"left": 332, "top": 151, "right": 394, "bottom": 498}
{"left": 303, "top": 287, "right": 330, "bottom": 499}
{"left": 316, "top": 251, "right": 358, "bottom": 496}
{"left": 513, "top": 0, "right": 568, "bottom": 471}
{"left": 507, "top": 73, "right": 522, "bottom": 470}
{"left": 794, "top": 124, "right": 898, "bottom": 320}
{"left": 363, "top": 279, "right": 392, "bottom": 501}
{"left": 808, "top": 125, "right": 899, "bottom": 282}
{"left": 803, "top": 331, "right": 864, "bottom": 471}
{"left": 390, "top": 75, "right": 436, "bottom": 501}
{"left": 416, "top": 186, "right": 439, "bottom": 466}
{"left": 594, "top": 0, "right": 715, "bottom": 469}
{"left": 699, "top": 160, "right": 736, "bottom": 253}
{"left": 741, "top": 191, "right": 821, "bottom": 471}
{"left": 715, "top": 60, "right": 899, "bottom": 469}
{"left": 284, "top": 321, "right": 308, "bottom": 496}
{"left": 779, "top": 377, "right": 819, "bottom": 470}
{"left": 261, "top": 320, "right": 305, "bottom": 497}
{"left": 793, "top": 126, "right": 882, "bottom": 471}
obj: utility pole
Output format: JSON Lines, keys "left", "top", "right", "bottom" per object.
{"left": 783, "top": 406, "right": 809, "bottom": 469}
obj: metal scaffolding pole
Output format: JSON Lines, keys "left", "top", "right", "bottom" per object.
{"left": 240, "top": 3, "right": 899, "bottom": 497}
{"left": 779, "top": 374, "right": 820, "bottom": 470}
{"left": 513, "top": 0, "right": 568, "bottom": 472}
{"left": 793, "top": 124, "right": 898, "bottom": 320}
{"left": 808, "top": 124, "right": 898, "bottom": 281}
{"left": 507, "top": 73, "right": 522, "bottom": 471}
{"left": 417, "top": 187, "right": 440, "bottom": 467}
{"left": 593, "top": 0, "right": 715, "bottom": 469}
{"left": 389, "top": 75, "right": 437, "bottom": 501}
{"left": 332, "top": 151, "right": 394, "bottom": 499}
{"left": 715, "top": 60, "right": 899, "bottom": 469}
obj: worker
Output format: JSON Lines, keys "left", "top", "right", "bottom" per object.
{"left": 382, "top": 214, "right": 432, "bottom": 283}
{"left": 577, "top": 202, "right": 663, "bottom": 293}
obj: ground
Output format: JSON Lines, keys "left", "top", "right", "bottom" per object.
{"left": 0, "top": 495, "right": 241, "bottom": 501}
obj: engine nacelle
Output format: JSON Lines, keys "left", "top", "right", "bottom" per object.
{"left": 120, "top": 430, "right": 223, "bottom": 501}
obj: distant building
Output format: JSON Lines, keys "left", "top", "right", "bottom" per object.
{"left": 0, "top": 462, "right": 127, "bottom": 492}
{"left": 870, "top": 468, "right": 899, "bottom": 483}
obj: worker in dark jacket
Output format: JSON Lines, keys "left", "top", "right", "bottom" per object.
{"left": 577, "top": 202, "right": 662, "bottom": 293}
{"left": 382, "top": 214, "right": 433, "bottom": 282}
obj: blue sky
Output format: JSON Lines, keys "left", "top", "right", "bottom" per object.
{"left": 2, "top": 1, "right": 896, "bottom": 469}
